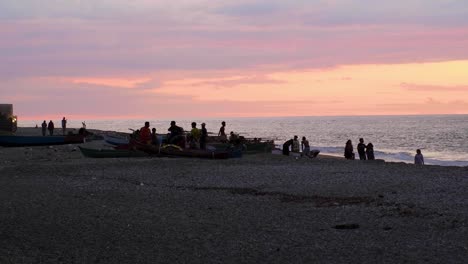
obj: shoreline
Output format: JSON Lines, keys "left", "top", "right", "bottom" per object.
{"left": 1, "top": 128, "right": 467, "bottom": 263}
{"left": 4, "top": 126, "right": 467, "bottom": 167}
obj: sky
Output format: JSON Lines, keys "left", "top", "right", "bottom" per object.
{"left": 1, "top": 0, "right": 468, "bottom": 120}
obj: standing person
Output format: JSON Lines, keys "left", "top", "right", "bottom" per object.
{"left": 139, "top": 121, "right": 152, "bottom": 144}
{"left": 282, "top": 138, "right": 294, "bottom": 156}
{"left": 292, "top": 135, "right": 300, "bottom": 153}
{"left": 189, "top": 122, "right": 201, "bottom": 149}
{"left": 344, "top": 139, "right": 354, "bottom": 160}
{"left": 218, "top": 121, "right": 227, "bottom": 142}
{"left": 61, "top": 117, "right": 67, "bottom": 135}
{"left": 47, "top": 120, "right": 54, "bottom": 136}
{"left": 200, "top": 123, "right": 208, "bottom": 150}
{"left": 41, "top": 120, "right": 47, "bottom": 136}
{"left": 301, "top": 136, "right": 311, "bottom": 157}
{"left": 151, "top": 128, "right": 159, "bottom": 146}
{"left": 415, "top": 149, "right": 424, "bottom": 165}
{"left": 357, "top": 138, "right": 367, "bottom": 160}
{"left": 366, "top": 142, "right": 375, "bottom": 160}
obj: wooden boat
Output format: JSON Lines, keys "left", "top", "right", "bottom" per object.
{"left": 244, "top": 141, "right": 274, "bottom": 153}
{"left": 208, "top": 141, "right": 273, "bottom": 154}
{"left": 134, "top": 142, "right": 230, "bottom": 159}
{"left": 0, "top": 135, "right": 85, "bottom": 147}
{"left": 103, "top": 135, "right": 129, "bottom": 146}
{"left": 78, "top": 146, "right": 148, "bottom": 158}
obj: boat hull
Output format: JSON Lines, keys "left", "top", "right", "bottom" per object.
{"left": 79, "top": 146, "right": 148, "bottom": 158}
{"left": 0, "top": 135, "right": 84, "bottom": 147}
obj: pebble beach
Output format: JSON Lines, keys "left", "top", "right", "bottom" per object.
{"left": 1, "top": 127, "right": 467, "bottom": 263}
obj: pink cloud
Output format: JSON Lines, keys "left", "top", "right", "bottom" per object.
{"left": 401, "top": 83, "right": 468, "bottom": 92}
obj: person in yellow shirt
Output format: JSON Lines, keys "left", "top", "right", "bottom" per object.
{"left": 189, "top": 122, "right": 200, "bottom": 149}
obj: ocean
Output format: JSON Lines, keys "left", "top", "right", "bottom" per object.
{"left": 21, "top": 115, "right": 468, "bottom": 167}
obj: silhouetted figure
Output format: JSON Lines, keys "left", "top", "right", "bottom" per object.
{"left": 200, "top": 123, "right": 208, "bottom": 150}
{"left": 151, "top": 128, "right": 159, "bottom": 146}
{"left": 47, "top": 120, "right": 54, "bottom": 136}
{"left": 357, "top": 138, "right": 366, "bottom": 160}
{"left": 415, "top": 149, "right": 424, "bottom": 165}
{"left": 189, "top": 122, "right": 200, "bottom": 149}
{"left": 167, "top": 121, "right": 184, "bottom": 146}
{"left": 344, "top": 140, "right": 355, "bottom": 160}
{"left": 366, "top": 143, "right": 375, "bottom": 160}
{"left": 140, "top": 121, "right": 151, "bottom": 144}
{"left": 292, "top": 135, "right": 300, "bottom": 152}
{"left": 282, "top": 138, "right": 294, "bottom": 156}
{"left": 61, "top": 117, "right": 67, "bottom": 135}
{"left": 41, "top": 120, "right": 47, "bottom": 136}
{"left": 218, "top": 121, "right": 227, "bottom": 142}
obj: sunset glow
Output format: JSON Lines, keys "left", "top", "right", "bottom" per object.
{"left": 1, "top": 1, "right": 468, "bottom": 120}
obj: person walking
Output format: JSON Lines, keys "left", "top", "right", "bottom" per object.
{"left": 61, "top": 117, "right": 67, "bottom": 135}
{"left": 357, "top": 138, "right": 367, "bottom": 160}
{"left": 47, "top": 120, "right": 55, "bottom": 136}
{"left": 41, "top": 120, "right": 47, "bottom": 136}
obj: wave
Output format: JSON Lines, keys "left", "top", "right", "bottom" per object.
{"left": 310, "top": 146, "right": 468, "bottom": 167}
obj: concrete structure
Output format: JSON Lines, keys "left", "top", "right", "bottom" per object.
{"left": 0, "top": 104, "right": 17, "bottom": 132}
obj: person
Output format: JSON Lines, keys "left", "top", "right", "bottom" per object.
{"left": 139, "top": 121, "right": 151, "bottom": 144}
{"left": 167, "top": 121, "right": 184, "bottom": 145}
{"left": 151, "top": 128, "right": 159, "bottom": 146}
{"left": 41, "top": 120, "right": 47, "bottom": 136}
{"left": 292, "top": 135, "right": 300, "bottom": 153}
{"left": 189, "top": 122, "right": 201, "bottom": 149}
{"left": 229, "top": 131, "right": 238, "bottom": 143}
{"left": 282, "top": 138, "right": 294, "bottom": 156}
{"left": 47, "top": 120, "right": 54, "bottom": 136}
{"left": 82, "top": 121, "right": 86, "bottom": 129}
{"left": 415, "top": 149, "right": 424, "bottom": 165}
{"left": 366, "top": 142, "right": 375, "bottom": 160}
{"left": 301, "top": 136, "right": 311, "bottom": 157}
{"left": 218, "top": 121, "right": 227, "bottom": 142}
{"left": 344, "top": 139, "right": 354, "bottom": 160}
{"left": 61, "top": 117, "right": 67, "bottom": 135}
{"left": 357, "top": 138, "right": 367, "bottom": 160}
{"left": 200, "top": 123, "right": 208, "bottom": 150}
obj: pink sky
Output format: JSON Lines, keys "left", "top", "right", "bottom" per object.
{"left": 1, "top": 0, "right": 468, "bottom": 120}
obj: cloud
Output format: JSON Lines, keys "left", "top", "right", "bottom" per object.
{"left": 401, "top": 83, "right": 468, "bottom": 92}
{"left": 189, "top": 75, "right": 286, "bottom": 88}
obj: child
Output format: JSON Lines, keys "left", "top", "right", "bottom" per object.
{"left": 366, "top": 142, "right": 375, "bottom": 160}
{"left": 414, "top": 149, "right": 424, "bottom": 165}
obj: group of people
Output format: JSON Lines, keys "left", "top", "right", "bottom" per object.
{"left": 344, "top": 138, "right": 425, "bottom": 165}
{"left": 40, "top": 117, "right": 67, "bottom": 136}
{"left": 135, "top": 120, "right": 221, "bottom": 150}
{"left": 282, "top": 135, "right": 320, "bottom": 158}
{"left": 344, "top": 138, "right": 375, "bottom": 160}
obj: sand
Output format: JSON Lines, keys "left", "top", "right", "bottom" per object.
{"left": 0, "top": 127, "right": 467, "bottom": 263}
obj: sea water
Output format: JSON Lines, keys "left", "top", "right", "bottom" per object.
{"left": 21, "top": 115, "right": 468, "bottom": 167}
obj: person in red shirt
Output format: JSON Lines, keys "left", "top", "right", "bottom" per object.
{"left": 139, "top": 121, "right": 152, "bottom": 144}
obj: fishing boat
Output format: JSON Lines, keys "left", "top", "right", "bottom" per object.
{"left": 134, "top": 142, "right": 230, "bottom": 159}
{"left": 78, "top": 146, "right": 149, "bottom": 158}
{"left": 103, "top": 135, "right": 129, "bottom": 146}
{"left": 0, "top": 135, "right": 85, "bottom": 147}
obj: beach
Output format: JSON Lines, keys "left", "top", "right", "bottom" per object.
{"left": 1, "top": 128, "right": 467, "bottom": 263}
